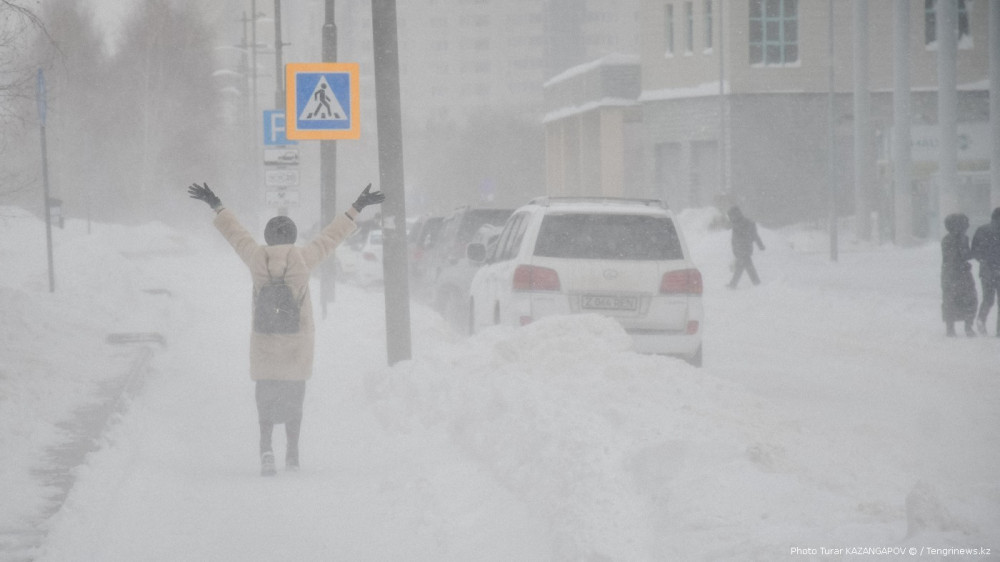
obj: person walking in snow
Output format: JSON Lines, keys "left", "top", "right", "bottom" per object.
{"left": 726, "top": 205, "right": 765, "bottom": 288}
{"left": 188, "top": 182, "right": 384, "bottom": 476}
{"left": 940, "top": 213, "right": 978, "bottom": 337}
{"left": 971, "top": 207, "right": 1000, "bottom": 336}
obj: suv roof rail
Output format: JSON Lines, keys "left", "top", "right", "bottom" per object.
{"left": 528, "top": 196, "right": 668, "bottom": 209}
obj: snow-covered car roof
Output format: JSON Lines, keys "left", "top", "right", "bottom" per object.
{"left": 524, "top": 197, "right": 671, "bottom": 216}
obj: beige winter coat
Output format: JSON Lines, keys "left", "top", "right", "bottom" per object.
{"left": 214, "top": 208, "right": 358, "bottom": 381}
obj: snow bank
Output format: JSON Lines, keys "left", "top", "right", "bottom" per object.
{"left": 367, "top": 313, "right": 794, "bottom": 559}
{"left": 0, "top": 207, "right": 179, "bottom": 533}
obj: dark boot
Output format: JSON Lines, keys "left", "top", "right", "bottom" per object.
{"left": 261, "top": 452, "right": 276, "bottom": 477}
{"left": 260, "top": 421, "right": 276, "bottom": 476}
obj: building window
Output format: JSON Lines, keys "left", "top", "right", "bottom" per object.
{"left": 664, "top": 4, "right": 674, "bottom": 56}
{"left": 685, "top": 2, "right": 694, "bottom": 53}
{"left": 704, "top": 0, "right": 713, "bottom": 51}
{"left": 749, "top": 0, "right": 798, "bottom": 65}
{"left": 924, "top": 0, "right": 970, "bottom": 47}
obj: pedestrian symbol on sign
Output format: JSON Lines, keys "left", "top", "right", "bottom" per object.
{"left": 301, "top": 79, "right": 347, "bottom": 121}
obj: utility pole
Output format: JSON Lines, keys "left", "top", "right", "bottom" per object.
{"left": 936, "top": 0, "right": 959, "bottom": 224}
{"left": 273, "top": 0, "right": 288, "bottom": 217}
{"left": 717, "top": 0, "right": 726, "bottom": 198}
{"left": 992, "top": 1, "right": 1000, "bottom": 210}
{"left": 274, "top": 0, "right": 285, "bottom": 109}
{"left": 37, "top": 68, "right": 55, "bottom": 293}
{"left": 892, "top": 0, "right": 914, "bottom": 246}
{"left": 240, "top": 11, "right": 252, "bottom": 125}
{"left": 320, "top": 0, "right": 338, "bottom": 315}
{"left": 372, "top": 0, "right": 412, "bottom": 365}
{"left": 827, "top": 0, "right": 838, "bottom": 261}
{"left": 251, "top": 0, "right": 259, "bottom": 129}
{"left": 852, "top": 0, "right": 873, "bottom": 241}
{"left": 251, "top": 0, "right": 262, "bottom": 219}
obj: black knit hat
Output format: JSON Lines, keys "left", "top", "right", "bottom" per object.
{"left": 264, "top": 216, "right": 297, "bottom": 245}
{"left": 944, "top": 213, "right": 969, "bottom": 234}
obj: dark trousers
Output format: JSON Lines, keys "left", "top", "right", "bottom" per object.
{"left": 255, "top": 380, "right": 305, "bottom": 462}
{"left": 729, "top": 255, "right": 760, "bottom": 287}
{"left": 260, "top": 417, "right": 301, "bottom": 461}
{"left": 978, "top": 272, "right": 1000, "bottom": 331}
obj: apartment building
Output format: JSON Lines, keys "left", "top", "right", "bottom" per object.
{"left": 545, "top": 1, "right": 993, "bottom": 230}
{"left": 638, "top": 0, "right": 993, "bottom": 229}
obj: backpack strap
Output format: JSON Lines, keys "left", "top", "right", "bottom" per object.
{"left": 280, "top": 247, "right": 293, "bottom": 282}
{"left": 263, "top": 252, "right": 275, "bottom": 284}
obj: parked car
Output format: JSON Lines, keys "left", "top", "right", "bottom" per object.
{"left": 408, "top": 215, "right": 444, "bottom": 288}
{"left": 467, "top": 197, "right": 703, "bottom": 366}
{"left": 357, "top": 229, "right": 384, "bottom": 286}
{"left": 417, "top": 206, "right": 514, "bottom": 330}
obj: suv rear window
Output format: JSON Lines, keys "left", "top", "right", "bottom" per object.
{"left": 533, "top": 213, "right": 684, "bottom": 260}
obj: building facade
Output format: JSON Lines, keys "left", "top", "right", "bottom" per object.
{"left": 543, "top": 55, "right": 643, "bottom": 199}
{"left": 637, "top": 0, "right": 992, "bottom": 229}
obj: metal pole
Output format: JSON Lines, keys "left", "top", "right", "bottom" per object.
{"left": 828, "top": 0, "right": 838, "bottom": 261}
{"left": 936, "top": 0, "right": 958, "bottom": 223}
{"left": 892, "top": 0, "right": 913, "bottom": 246}
{"left": 251, "top": 0, "right": 261, "bottom": 217}
{"left": 992, "top": 0, "right": 1000, "bottom": 210}
{"left": 320, "top": 0, "right": 338, "bottom": 316}
{"left": 852, "top": 0, "right": 873, "bottom": 241}
{"left": 274, "top": 0, "right": 284, "bottom": 109}
{"left": 372, "top": 0, "right": 412, "bottom": 365}
{"left": 241, "top": 11, "right": 251, "bottom": 125}
{"left": 273, "top": 0, "right": 289, "bottom": 217}
{"left": 251, "top": 0, "right": 258, "bottom": 130}
{"left": 37, "top": 69, "right": 55, "bottom": 293}
{"left": 717, "top": 0, "right": 726, "bottom": 198}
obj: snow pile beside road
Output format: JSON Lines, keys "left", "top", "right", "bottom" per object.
{"left": 367, "top": 313, "right": 787, "bottom": 559}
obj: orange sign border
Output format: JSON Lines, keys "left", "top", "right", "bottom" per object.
{"left": 285, "top": 62, "right": 360, "bottom": 140}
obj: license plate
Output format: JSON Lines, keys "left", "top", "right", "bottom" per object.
{"left": 581, "top": 294, "right": 638, "bottom": 311}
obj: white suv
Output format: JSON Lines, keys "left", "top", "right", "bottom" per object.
{"left": 467, "top": 197, "right": 703, "bottom": 366}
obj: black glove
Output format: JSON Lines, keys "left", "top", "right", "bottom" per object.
{"left": 352, "top": 183, "right": 385, "bottom": 213}
{"left": 188, "top": 182, "right": 222, "bottom": 211}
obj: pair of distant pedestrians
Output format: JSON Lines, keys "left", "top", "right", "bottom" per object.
{"left": 941, "top": 207, "right": 1000, "bottom": 338}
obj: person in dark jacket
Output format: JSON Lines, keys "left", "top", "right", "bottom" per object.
{"left": 941, "top": 213, "right": 978, "bottom": 337}
{"left": 727, "top": 206, "right": 765, "bottom": 288}
{"left": 971, "top": 207, "right": 1000, "bottom": 336}
{"left": 188, "top": 182, "right": 384, "bottom": 476}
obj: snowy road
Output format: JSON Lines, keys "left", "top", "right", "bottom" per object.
{"left": 3, "top": 209, "right": 997, "bottom": 560}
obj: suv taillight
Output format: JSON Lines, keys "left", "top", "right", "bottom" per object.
{"left": 660, "top": 268, "right": 702, "bottom": 295}
{"left": 513, "top": 265, "right": 561, "bottom": 291}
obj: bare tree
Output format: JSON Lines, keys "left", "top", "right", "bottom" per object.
{"left": 0, "top": 0, "right": 50, "bottom": 201}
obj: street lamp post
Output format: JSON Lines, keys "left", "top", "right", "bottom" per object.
{"left": 320, "top": 0, "right": 338, "bottom": 313}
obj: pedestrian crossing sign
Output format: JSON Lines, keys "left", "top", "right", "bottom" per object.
{"left": 285, "top": 62, "right": 360, "bottom": 140}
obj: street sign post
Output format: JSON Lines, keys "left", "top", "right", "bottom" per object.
{"left": 285, "top": 62, "right": 360, "bottom": 140}
{"left": 37, "top": 68, "right": 55, "bottom": 293}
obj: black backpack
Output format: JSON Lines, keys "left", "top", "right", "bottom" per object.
{"left": 254, "top": 252, "right": 302, "bottom": 334}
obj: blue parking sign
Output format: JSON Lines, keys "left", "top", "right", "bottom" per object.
{"left": 263, "top": 110, "right": 297, "bottom": 146}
